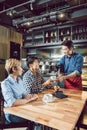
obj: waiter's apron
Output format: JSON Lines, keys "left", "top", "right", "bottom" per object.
{"left": 65, "top": 76, "right": 82, "bottom": 90}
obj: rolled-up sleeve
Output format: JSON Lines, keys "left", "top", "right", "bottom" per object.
{"left": 56, "top": 53, "right": 83, "bottom": 75}
{"left": 74, "top": 55, "right": 83, "bottom": 75}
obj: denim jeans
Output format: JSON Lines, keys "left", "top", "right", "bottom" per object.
{"left": 5, "top": 114, "right": 41, "bottom": 130}
{"left": 34, "top": 123, "right": 41, "bottom": 130}
{"left": 5, "top": 114, "right": 28, "bottom": 124}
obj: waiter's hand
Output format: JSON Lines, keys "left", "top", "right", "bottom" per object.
{"left": 56, "top": 75, "right": 66, "bottom": 82}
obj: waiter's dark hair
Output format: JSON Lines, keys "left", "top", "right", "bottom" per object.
{"left": 61, "top": 40, "right": 74, "bottom": 49}
{"left": 26, "top": 56, "right": 39, "bottom": 67}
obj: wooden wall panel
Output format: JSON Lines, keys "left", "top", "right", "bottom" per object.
{"left": 0, "top": 44, "right": 9, "bottom": 59}
{"left": 0, "top": 25, "right": 23, "bottom": 59}
{"left": 0, "top": 26, "right": 10, "bottom": 59}
{"left": 0, "top": 25, "right": 10, "bottom": 44}
{"left": 0, "top": 25, "right": 23, "bottom": 81}
{"left": 0, "top": 64, "right": 6, "bottom": 81}
{"left": 10, "top": 30, "right": 23, "bottom": 45}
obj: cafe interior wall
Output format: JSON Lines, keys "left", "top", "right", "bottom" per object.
{"left": 22, "top": 44, "right": 87, "bottom": 87}
{"left": 0, "top": 25, "right": 22, "bottom": 81}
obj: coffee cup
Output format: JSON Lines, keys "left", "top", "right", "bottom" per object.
{"left": 42, "top": 94, "right": 54, "bottom": 103}
{"left": 50, "top": 76, "right": 56, "bottom": 81}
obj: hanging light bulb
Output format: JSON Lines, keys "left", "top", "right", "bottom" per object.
{"left": 58, "top": 13, "right": 65, "bottom": 19}
{"left": 26, "top": 22, "right": 31, "bottom": 26}
{"left": 58, "top": 12, "right": 69, "bottom": 21}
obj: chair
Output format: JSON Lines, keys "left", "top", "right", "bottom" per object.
{"left": 0, "top": 82, "right": 33, "bottom": 130}
{"left": 76, "top": 100, "right": 87, "bottom": 130}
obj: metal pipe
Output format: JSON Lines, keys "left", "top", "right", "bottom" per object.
{"left": 61, "top": 2, "right": 87, "bottom": 12}
{"left": 0, "top": 0, "right": 87, "bottom": 15}
{"left": 0, "top": 0, "right": 35, "bottom": 14}
{"left": 13, "top": 1, "right": 87, "bottom": 25}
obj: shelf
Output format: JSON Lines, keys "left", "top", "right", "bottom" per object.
{"left": 83, "top": 62, "right": 87, "bottom": 64}
{"left": 23, "top": 39, "right": 87, "bottom": 49}
{"left": 23, "top": 42, "right": 61, "bottom": 48}
{"left": 26, "top": 37, "right": 32, "bottom": 40}
{"left": 72, "top": 40, "right": 87, "bottom": 45}
{"left": 59, "top": 34, "right": 71, "bottom": 36}
{"left": 23, "top": 22, "right": 87, "bottom": 49}
{"left": 34, "top": 37, "right": 43, "bottom": 39}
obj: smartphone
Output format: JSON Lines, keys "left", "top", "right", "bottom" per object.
{"left": 52, "top": 91, "right": 68, "bottom": 99}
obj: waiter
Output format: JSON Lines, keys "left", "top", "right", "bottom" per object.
{"left": 56, "top": 40, "right": 83, "bottom": 90}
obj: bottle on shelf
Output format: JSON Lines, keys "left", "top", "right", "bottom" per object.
{"left": 45, "top": 39, "right": 48, "bottom": 43}
{"left": 46, "top": 32, "right": 48, "bottom": 37}
{"left": 67, "top": 29, "right": 70, "bottom": 35}
{"left": 61, "top": 30, "right": 63, "bottom": 35}
{"left": 51, "top": 32, "right": 53, "bottom": 37}
{"left": 54, "top": 32, "right": 56, "bottom": 37}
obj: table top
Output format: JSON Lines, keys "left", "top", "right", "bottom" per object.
{"left": 4, "top": 88, "right": 87, "bottom": 130}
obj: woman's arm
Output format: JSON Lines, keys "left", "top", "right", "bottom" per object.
{"left": 12, "top": 94, "right": 38, "bottom": 106}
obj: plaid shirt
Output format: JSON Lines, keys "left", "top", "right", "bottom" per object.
{"left": 23, "top": 69, "right": 45, "bottom": 94}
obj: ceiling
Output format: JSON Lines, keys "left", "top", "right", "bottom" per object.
{"left": 0, "top": 0, "right": 87, "bottom": 33}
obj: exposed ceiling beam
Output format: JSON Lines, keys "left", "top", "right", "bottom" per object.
{"left": 12, "top": 1, "right": 87, "bottom": 26}
{"left": 0, "top": 0, "right": 35, "bottom": 14}
{"left": 0, "top": 0, "right": 5, "bottom": 2}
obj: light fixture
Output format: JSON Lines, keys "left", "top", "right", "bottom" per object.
{"left": 21, "top": 21, "right": 32, "bottom": 26}
{"left": 58, "top": 13, "right": 65, "bottom": 18}
{"left": 6, "top": 9, "right": 16, "bottom": 17}
{"left": 30, "top": 2, "right": 33, "bottom": 10}
{"left": 6, "top": 10, "right": 13, "bottom": 16}
{"left": 58, "top": 12, "right": 69, "bottom": 21}
{"left": 26, "top": 21, "right": 31, "bottom": 26}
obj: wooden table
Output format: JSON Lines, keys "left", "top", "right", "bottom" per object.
{"left": 4, "top": 88, "right": 87, "bottom": 130}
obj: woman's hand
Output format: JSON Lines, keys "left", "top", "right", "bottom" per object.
{"left": 28, "top": 94, "right": 38, "bottom": 102}
{"left": 24, "top": 94, "right": 33, "bottom": 99}
{"left": 25, "top": 94, "right": 38, "bottom": 102}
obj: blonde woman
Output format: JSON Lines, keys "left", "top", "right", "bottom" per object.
{"left": 1, "top": 58, "right": 38, "bottom": 125}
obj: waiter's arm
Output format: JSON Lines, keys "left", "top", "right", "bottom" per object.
{"left": 57, "top": 71, "right": 77, "bottom": 82}
{"left": 63, "top": 71, "right": 79, "bottom": 79}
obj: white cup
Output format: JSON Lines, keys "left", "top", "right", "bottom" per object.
{"left": 50, "top": 76, "right": 56, "bottom": 81}
{"left": 42, "top": 94, "right": 54, "bottom": 103}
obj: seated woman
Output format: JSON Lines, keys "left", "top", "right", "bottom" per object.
{"left": 1, "top": 58, "right": 38, "bottom": 126}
